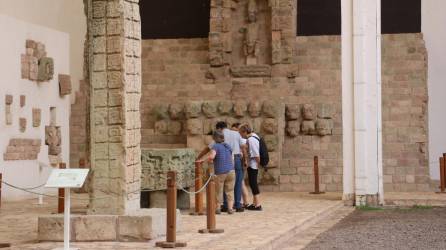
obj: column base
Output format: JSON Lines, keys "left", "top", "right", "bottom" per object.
{"left": 155, "top": 241, "right": 187, "bottom": 248}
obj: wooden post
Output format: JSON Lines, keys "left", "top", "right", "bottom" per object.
{"left": 199, "top": 168, "right": 224, "bottom": 234}
{"left": 190, "top": 161, "right": 205, "bottom": 215}
{"left": 58, "top": 163, "right": 66, "bottom": 213}
{"left": 310, "top": 156, "right": 325, "bottom": 194}
{"left": 439, "top": 155, "right": 446, "bottom": 194}
{"left": 156, "top": 171, "right": 186, "bottom": 248}
{"left": 0, "top": 173, "right": 2, "bottom": 208}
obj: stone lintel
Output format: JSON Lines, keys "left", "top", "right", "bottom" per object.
{"left": 230, "top": 65, "right": 272, "bottom": 78}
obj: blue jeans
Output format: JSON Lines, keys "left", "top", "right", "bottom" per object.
{"left": 223, "top": 155, "right": 243, "bottom": 209}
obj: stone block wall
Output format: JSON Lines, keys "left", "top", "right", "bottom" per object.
{"left": 137, "top": 34, "right": 430, "bottom": 193}
{"left": 70, "top": 80, "right": 89, "bottom": 168}
{"left": 381, "top": 33, "right": 431, "bottom": 192}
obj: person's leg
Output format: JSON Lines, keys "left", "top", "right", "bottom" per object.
{"left": 215, "top": 174, "right": 227, "bottom": 213}
{"left": 247, "top": 168, "right": 261, "bottom": 210}
{"left": 241, "top": 168, "right": 249, "bottom": 206}
{"left": 222, "top": 193, "right": 228, "bottom": 210}
{"left": 224, "top": 170, "right": 235, "bottom": 213}
{"left": 233, "top": 155, "right": 243, "bottom": 209}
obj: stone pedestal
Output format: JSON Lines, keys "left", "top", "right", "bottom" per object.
{"left": 38, "top": 209, "right": 180, "bottom": 242}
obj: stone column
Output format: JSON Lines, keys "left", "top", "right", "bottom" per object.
{"left": 352, "top": 0, "right": 383, "bottom": 206}
{"left": 87, "top": 0, "right": 142, "bottom": 214}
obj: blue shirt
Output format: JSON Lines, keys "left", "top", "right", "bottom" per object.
{"left": 212, "top": 143, "right": 234, "bottom": 175}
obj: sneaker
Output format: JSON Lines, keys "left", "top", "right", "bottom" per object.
{"left": 235, "top": 207, "right": 245, "bottom": 213}
{"left": 243, "top": 203, "right": 250, "bottom": 209}
{"left": 215, "top": 208, "right": 221, "bottom": 214}
{"left": 227, "top": 209, "right": 234, "bottom": 215}
{"left": 247, "top": 205, "right": 263, "bottom": 211}
{"left": 220, "top": 206, "right": 228, "bottom": 213}
{"left": 246, "top": 204, "right": 256, "bottom": 210}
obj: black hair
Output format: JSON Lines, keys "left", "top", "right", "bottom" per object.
{"left": 215, "top": 121, "right": 228, "bottom": 130}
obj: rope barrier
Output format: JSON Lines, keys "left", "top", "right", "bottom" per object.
{"left": 178, "top": 174, "right": 215, "bottom": 195}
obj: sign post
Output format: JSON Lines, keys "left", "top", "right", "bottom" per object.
{"left": 45, "top": 168, "right": 89, "bottom": 250}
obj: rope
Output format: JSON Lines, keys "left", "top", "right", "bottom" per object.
{"left": 178, "top": 174, "right": 215, "bottom": 195}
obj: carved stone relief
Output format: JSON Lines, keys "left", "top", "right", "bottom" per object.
{"left": 59, "top": 74, "right": 72, "bottom": 96}
{"left": 185, "top": 102, "right": 202, "bottom": 118}
{"left": 169, "top": 103, "right": 184, "bottom": 120}
{"left": 233, "top": 101, "right": 247, "bottom": 118}
{"left": 45, "top": 126, "right": 62, "bottom": 156}
{"left": 32, "top": 108, "right": 41, "bottom": 127}
{"left": 202, "top": 101, "right": 218, "bottom": 118}
{"left": 248, "top": 101, "right": 262, "bottom": 117}
{"left": 3, "top": 139, "right": 41, "bottom": 161}
{"left": 21, "top": 39, "right": 54, "bottom": 82}
{"left": 5, "top": 95, "right": 12, "bottom": 125}
{"left": 19, "top": 118, "right": 26, "bottom": 133}
{"left": 20, "top": 95, "right": 26, "bottom": 107}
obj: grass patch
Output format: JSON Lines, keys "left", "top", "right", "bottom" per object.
{"left": 411, "top": 205, "right": 433, "bottom": 210}
{"left": 356, "top": 205, "right": 384, "bottom": 211}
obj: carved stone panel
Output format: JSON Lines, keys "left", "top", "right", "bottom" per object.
{"left": 230, "top": 65, "right": 272, "bottom": 78}
{"left": 32, "top": 108, "right": 41, "bottom": 127}
{"left": 153, "top": 104, "right": 169, "bottom": 120}
{"left": 154, "top": 120, "right": 168, "bottom": 134}
{"left": 141, "top": 148, "right": 195, "bottom": 191}
{"left": 3, "top": 138, "right": 41, "bottom": 161}
{"left": 59, "top": 74, "right": 72, "bottom": 96}
{"left": 37, "top": 57, "right": 54, "bottom": 82}
{"left": 19, "top": 118, "right": 26, "bottom": 133}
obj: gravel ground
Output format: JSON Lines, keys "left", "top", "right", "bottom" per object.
{"left": 304, "top": 207, "right": 446, "bottom": 250}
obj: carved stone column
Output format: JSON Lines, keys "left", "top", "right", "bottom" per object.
{"left": 86, "top": 0, "right": 142, "bottom": 215}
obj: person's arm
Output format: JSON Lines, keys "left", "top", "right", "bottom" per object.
{"left": 207, "top": 149, "right": 216, "bottom": 163}
{"left": 196, "top": 147, "right": 211, "bottom": 161}
{"left": 241, "top": 144, "right": 249, "bottom": 167}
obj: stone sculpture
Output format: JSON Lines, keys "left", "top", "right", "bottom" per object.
{"left": 185, "top": 101, "right": 202, "bottom": 118}
{"left": 37, "top": 57, "right": 54, "bottom": 82}
{"left": 263, "top": 100, "right": 278, "bottom": 118}
{"left": 233, "top": 101, "right": 247, "bottom": 118}
{"left": 316, "top": 119, "right": 333, "bottom": 136}
{"left": 218, "top": 101, "right": 233, "bottom": 115}
{"left": 262, "top": 118, "right": 277, "bottom": 134}
{"left": 187, "top": 119, "right": 203, "bottom": 135}
{"left": 155, "top": 120, "right": 168, "bottom": 134}
{"left": 286, "top": 120, "right": 300, "bottom": 137}
{"left": 202, "top": 101, "right": 218, "bottom": 118}
{"left": 169, "top": 103, "right": 184, "bottom": 120}
{"left": 153, "top": 104, "right": 169, "bottom": 120}
{"left": 244, "top": 0, "right": 259, "bottom": 65}
{"left": 302, "top": 104, "right": 314, "bottom": 120}
{"left": 45, "top": 126, "right": 62, "bottom": 155}
{"left": 301, "top": 120, "right": 316, "bottom": 135}
{"left": 286, "top": 104, "right": 300, "bottom": 120}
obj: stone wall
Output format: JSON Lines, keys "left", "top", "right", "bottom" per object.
{"left": 381, "top": 33, "right": 431, "bottom": 192}
{"left": 138, "top": 34, "right": 430, "bottom": 193}
{"left": 70, "top": 80, "right": 89, "bottom": 168}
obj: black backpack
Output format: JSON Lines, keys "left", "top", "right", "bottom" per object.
{"left": 250, "top": 135, "right": 269, "bottom": 171}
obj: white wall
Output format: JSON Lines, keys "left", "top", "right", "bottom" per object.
{"left": 0, "top": 15, "right": 70, "bottom": 201}
{"left": 422, "top": 0, "right": 446, "bottom": 180}
{"left": 0, "top": 0, "right": 86, "bottom": 102}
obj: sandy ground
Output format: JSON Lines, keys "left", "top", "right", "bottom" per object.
{"left": 303, "top": 207, "right": 446, "bottom": 250}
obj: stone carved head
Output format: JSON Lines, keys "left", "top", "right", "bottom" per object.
{"left": 286, "top": 121, "right": 300, "bottom": 137}
{"left": 233, "top": 101, "right": 247, "bottom": 118}
{"left": 262, "top": 100, "right": 278, "bottom": 118}
{"left": 185, "top": 102, "right": 202, "bottom": 118}
{"left": 169, "top": 103, "right": 184, "bottom": 120}
{"left": 286, "top": 104, "right": 300, "bottom": 120}
{"left": 302, "top": 104, "right": 314, "bottom": 120}
{"left": 248, "top": 101, "right": 261, "bottom": 117}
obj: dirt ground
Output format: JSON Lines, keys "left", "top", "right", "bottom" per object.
{"left": 303, "top": 207, "right": 446, "bottom": 250}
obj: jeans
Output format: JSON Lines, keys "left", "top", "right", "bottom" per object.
{"left": 223, "top": 154, "right": 243, "bottom": 209}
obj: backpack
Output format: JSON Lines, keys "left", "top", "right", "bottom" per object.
{"left": 250, "top": 135, "right": 269, "bottom": 171}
